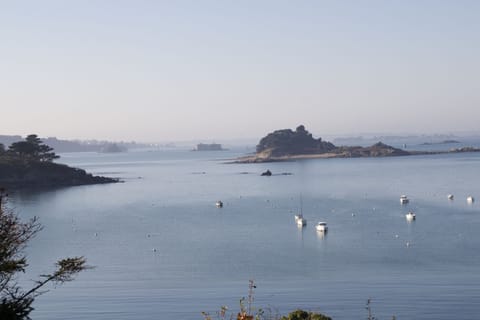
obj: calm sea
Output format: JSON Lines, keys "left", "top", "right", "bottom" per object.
{"left": 9, "top": 148, "right": 480, "bottom": 319}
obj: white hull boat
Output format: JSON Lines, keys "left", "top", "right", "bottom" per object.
{"left": 405, "top": 211, "right": 416, "bottom": 221}
{"left": 400, "top": 195, "right": 409, "bottom": 204}
{"left": 316, "top": 222, "right": 328, "bottom": 232}
{"left": 296, "top": 218, "right": 307, "bottom": 227}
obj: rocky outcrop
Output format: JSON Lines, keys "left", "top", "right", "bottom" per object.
{"left": 337, "top": 142, "right": 410, "bottom": 158}
{"left": 261, "top": 170, "right": 272, "bottom": 176}
{"left": 233, "top": 126, "right": 480, "bottom": 163}
{"left": 256, "top": 125, "right": 336, "bottom": 157}
{"left": 234, "top": 126, "right": 414, "bottom": 163}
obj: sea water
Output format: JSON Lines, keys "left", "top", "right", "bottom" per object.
{"left": 10, "top": 148, "right": 480, "bottom": 319}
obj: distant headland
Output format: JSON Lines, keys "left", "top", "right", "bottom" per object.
{"left": 0, "top": 135, "right": 119, "bottom": 189}
{"left": 420, "top": 140, "right": 460, "bottom": 145}
{"left": 233, "top": 125, "right": 480, "bottom": 163}
{"left": 0, "top": 134, "right": 156, "bottom": 153}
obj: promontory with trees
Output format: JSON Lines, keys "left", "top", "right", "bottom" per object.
{"left": 235, "top": 125, "right": 480, "bottom": 163}
{"left": 0, "top": 134, "right": 119, "bottom": 189}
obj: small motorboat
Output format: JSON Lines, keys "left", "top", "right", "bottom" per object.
{"left": 447, "top": 194, "right": 454, "bottom": 200}
{"left": 467, "top": 196, "right": 475, "bottom": 203}
{"left": 296, "top": 217, "right": 307, "bottom": 227}
{"left": 400, "top": 195, "right": 409, "bottom": 204}
{"left": 315, "top": 222, "right": 328, "bottom": 232}
{"left": 215, "top": 200, "right": 223, "bottom": 208}
{"left": 405, "top": 211, "right": 416, "bottom": 221}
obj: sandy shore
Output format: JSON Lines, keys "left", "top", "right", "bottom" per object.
{"left": 229, "top": 147, "right": 480, "bottom": 164}
{"left": 230, "top": 152, "right": 350, "bottom": 163}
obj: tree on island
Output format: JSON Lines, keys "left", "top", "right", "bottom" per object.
{"left": 256, "top": 125, "right": 336, "bottom": 156}
{"left": 0, "top": 189, "right": 89, "bottom": 319}
{"left": 7, "top": 135, "right": 59, "bottom": 162}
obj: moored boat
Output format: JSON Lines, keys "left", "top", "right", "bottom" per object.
{"left": 296, "top": 217, "right": 307, "bottom": 227}
{"left": 405, "top": 211, "right": 416, "bottom": 221}
{"left": 315, "top": 222, "right": 328, "bottom": 232}
{"left": 400, "top": 195, "right": 409, "bottom": 204}
{"left": 294, "top": 195, "right": 306, "bottom": 226}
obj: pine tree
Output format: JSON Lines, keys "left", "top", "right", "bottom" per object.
{"left": 8, "top": 135, "right": 59, "bottom": 162}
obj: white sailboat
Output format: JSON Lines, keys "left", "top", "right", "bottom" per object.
{"left": 294, "top": 195, "right": 306, "bottom": 227}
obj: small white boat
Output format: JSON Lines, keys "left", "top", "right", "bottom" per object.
{"left": 315, "top": 222, "right": 328, "bottom": 232}
{"left": 447, "top": 194, "right": 454, "bottom": 200}
{"left": 405, "top": 211, "right": 416, "bottom": 221}
{"left": 296, "top": 217, "right": 307, "bottom": 227}
{"left": 295, "top": 195, "right": 306, "bottom": 226}
{"left": 467, "top": 196, "right": 475, "bottom": 203}
{"left": 400, "top": 195, "right": 409, "bottom": 204}
{"left": 215, "top": 201, "right": 223, "bottom": 208}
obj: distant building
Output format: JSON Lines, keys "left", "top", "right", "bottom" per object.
{"left": 195, "top": 143, "right": 224, "bottom": 151}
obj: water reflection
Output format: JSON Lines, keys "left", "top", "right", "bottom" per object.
{"left": 316, "top": 230, "right": 327, "bottom": 240}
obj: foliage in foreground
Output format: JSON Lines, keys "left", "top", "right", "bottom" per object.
{"left": 0, "top": 189, "right": 89, "bottom": 319}
{"left": 202, "top": 280, "right": 332, "bottom": 320}
{"left": 280, "top": 309, "right": 332, "bottom": 320}
{"left": 201, "top": 281, "right": 399, "bottom": 320}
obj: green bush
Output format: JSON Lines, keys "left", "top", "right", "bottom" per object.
{"left": 280, "top": 309, "right": 332, "bottom": 320}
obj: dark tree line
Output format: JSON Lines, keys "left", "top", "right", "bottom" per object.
{"left": 1, "top": 135, "right": 59, "bottom": 162}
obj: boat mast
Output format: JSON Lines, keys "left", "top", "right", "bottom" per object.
{"left": 300, "top": 194, "right": 303, "bottom": 215}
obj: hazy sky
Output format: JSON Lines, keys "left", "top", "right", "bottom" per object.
{"left": 1, "top": 1, "right": 479, "bottom": 142}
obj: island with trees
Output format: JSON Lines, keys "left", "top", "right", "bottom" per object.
{"left": 0, "top": 135, "right": 119, "bottom": 189}
{"left": 234, "top": 125, "right": 480, "bottom": 163}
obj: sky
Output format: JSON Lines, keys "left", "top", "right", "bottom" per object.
{"left": 1, "top": 1, "right": 479, "bottom": 142}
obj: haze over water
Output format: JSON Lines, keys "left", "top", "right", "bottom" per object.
{"left": 2, "top": 1, "right": 480, "bottom": 141}
{"left": 11, "top": 148, "right": 480, "bottom": 319}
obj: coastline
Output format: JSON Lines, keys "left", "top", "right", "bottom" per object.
{"left": 0, "top": 161, "right": 121, "bottom": 190}
{"left": 231, "top": 152, "right": 345, "bottom": 163}
{"left": 230, "top": 148, "right": 480, "bottom": 164}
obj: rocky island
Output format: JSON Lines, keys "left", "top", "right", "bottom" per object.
{"left": 0, "top": 135, "right": 119, "bottom": 189}
{"left": 234, "top": 125, "right": 480, "bottom": 163}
